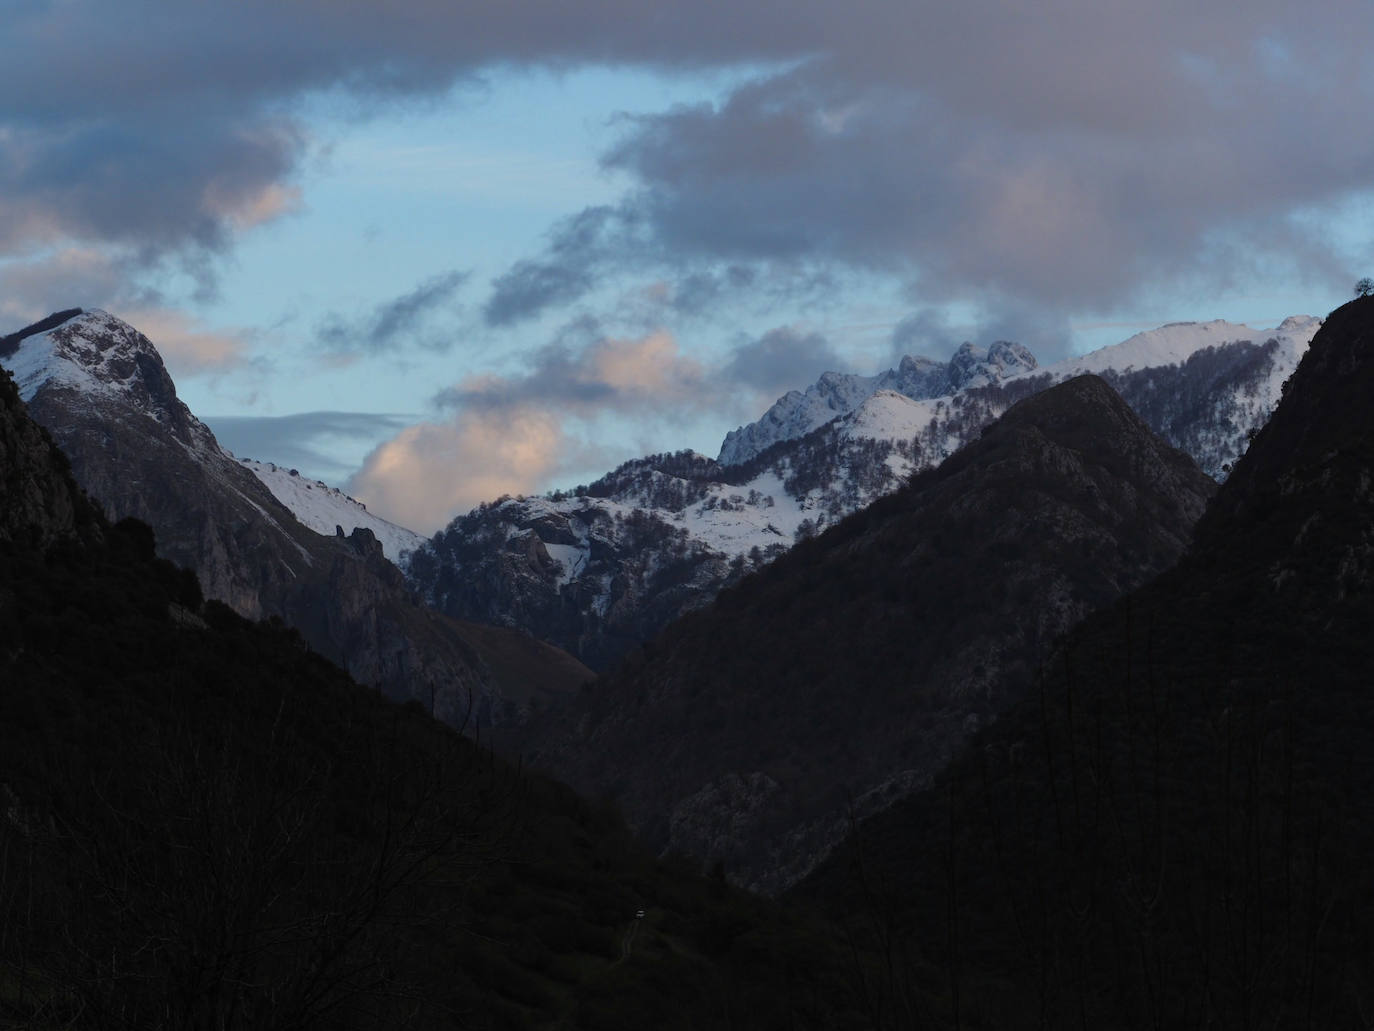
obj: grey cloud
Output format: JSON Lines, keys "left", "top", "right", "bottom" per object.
{"left": 434, "top": 319, "right": 708, "bottom": 420}
{"left": 0, "top": 250, "right": 162, "bottom": 325}
{"left": 720, "top": 327, "right": 844, "bottom": 398}
{"left": 0, "top": 117, "right": 303, "bottom": 291}
{"left": 0, "top": 0, "right": 835, "bottom": 280}
{"left": 669, "top": 266, "right": 759, "bottom": 316}
{"left": 891, "top": 306, "right": 1073, "bottom": 367}
{"left": 598, "top": 60, "right": 1370, "bottom": 316}
{"left": 437, "top": 344, "right": 618, "bottom": 411}
{"left": 482, "top": 207, "right": 633, "bottom": 326}
{"left": 493, "top": 5, "right": 1374, "bottom": 327}
{"left": 204, "top": 410, "right": 413, "bottom": 480}
{"left": 7, "top": 0, "right": 1374, "bottom": 332}
{"left": 317, "top": 270, "right": 469, "bottom": 353}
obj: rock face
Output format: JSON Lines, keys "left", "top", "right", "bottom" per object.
{"left": 2, "top": 310, "right": 590, "bottom": 727}
{"left": 521, "top": 375, "right": 1217, "bottom": 893}
{"left": 412, "top": 319, "right": 1317, "bottom": 672}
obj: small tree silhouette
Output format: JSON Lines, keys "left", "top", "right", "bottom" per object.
{"left": 1355, "top": 277, "right": 1373, "bottom": 297}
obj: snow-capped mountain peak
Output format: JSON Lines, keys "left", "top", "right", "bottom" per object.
{"left": 3, "top": 308, "right": 226, "bottom": 461}
{"left": 718, "top": 338, "right": 1037, "bottom": 466}
{"left": 7, "top": 309, "right": 164, "bottom": 407}
{"left": 1, "top": 308, "right": 425, "bottom": 566}
{"left": 408, "top": 312, "right": 1318, "bottom": 672}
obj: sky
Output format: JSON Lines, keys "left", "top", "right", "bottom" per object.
{"left": 3, "top": 1, "right": 1372, "bottom": 534}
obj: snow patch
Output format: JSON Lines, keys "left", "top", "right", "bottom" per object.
{"left": 237, "top": 456, "right": 427, "bottom": 565}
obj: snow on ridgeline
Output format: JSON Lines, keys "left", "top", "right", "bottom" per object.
{"left": 719, "top": 316, "right": 1324, "bottom": 472}
{"left": 235, "top": 456, "right": 426, "bottom": 565}
{"left": 1045, "top": 316, "right": 1322, "bottom": 378}
{"left": 718, "top": 340, "right": 1037, "bottom": 466}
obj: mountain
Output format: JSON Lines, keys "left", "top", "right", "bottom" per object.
{"left": 518, "top": 374, "right": 1216, "bottom": 894}
{"left": 723, "top": 315, "right": 1321, "bottom": 476}
{"left": 236, "top": 456, "right": 426, "bottom": 564}
{"left": 408, "top": 401, "right": 928, "bottom": 671}
{"left": 718, "top": 340, "right": 1038, "bottom": 466}
{"left": 795, "top": 298, "right": 1374, "bottom": 1028}
{"left": 411, "top": 316, "right": 1317, "bottom": 671}
{"left": 0, "top": 360, "right": 870, "bottom": 1030}
{"left": 1, "top": 309, "right": 590, "bottom": 727}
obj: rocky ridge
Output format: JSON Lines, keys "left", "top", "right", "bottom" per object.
{"left": 718, "top": 340, "right": 1038, "bottom": 465}
{"left": 1, "top": 309, "right": 590, "bottom": 727}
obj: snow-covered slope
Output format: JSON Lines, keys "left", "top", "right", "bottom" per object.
{"left": 237, "top": 457, "right": 425, "bottom": 565}
{"left": 722, "top": 316, "right": 1322, "bottom": 479}
{"left": 719, "top": 340, "right": 1037, "bottom": 465}
{"left": 1045, "top": 316, "right": 1320, "bottom": 378}
{"left": 6, "top": 308, "right": 163, "bottom": 406}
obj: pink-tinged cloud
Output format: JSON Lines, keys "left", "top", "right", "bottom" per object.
{"left": 441, "top": 328, "right": 707, "bottom": 414}
{"left": 352, "top": 328, "right": 717, "bottom": 530}
{"left": 348, "top": 408, "right": 564, "bottom": 534}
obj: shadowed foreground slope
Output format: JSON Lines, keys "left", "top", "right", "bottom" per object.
{"left": 524, "top": 375, "right": 1215, "bottom": 894}
{"left": 0, "top": 366, "right": 864, "bottom": 1029}
{"left": 797, "top": 297, "right": 1374, "bottom": 1029}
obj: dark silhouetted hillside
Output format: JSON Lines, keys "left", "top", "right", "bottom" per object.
{"left": 796, "top": 298, "right": 1374, "bottom": 1029}
{"left": 0, "top": 363, "right": 866, "bottom": 1029}
{"left": 523, "top": 375, "right": 1216, "bottom": 893}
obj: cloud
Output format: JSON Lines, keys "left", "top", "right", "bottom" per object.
{"left": 119, "top": 307, "right": 255, "bottom": 378}
{"left": 0, "top": 248, "right": 142, "bottom": 326}
{"left": 349, "top": 326, "right": 712, "bottom": 529}
{"left": 0, "top": 116, "right": 305, "bottom": 261}
{"left": 8, "top": 1, "right": 1372, "bottom": 332}
{"left": 438, "top": 328, "right": 707, "bottom": 414}
{"left": 0, "top": 251, "right": 254, "bottom": 378}
{"left": 890, "top": 305, "right": 1073, "bottom": 366}
{"left": 205, "top": 410, "right": 415, "bottom": 481}
{"left": 482, "top": 207, "right": 631, "bottom": 326}
{"left": 316, "top": 269, "right": 470, "bottom": 353}
{"left": 719, "top": 326, "right": 845, "bottom": 399}
{"left": 481, "top": 5, "right": 1374, "bottom": 329}
{"left": 348, "top": 408, "right": 564, "bottom": 534}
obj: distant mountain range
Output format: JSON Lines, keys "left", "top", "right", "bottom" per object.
{"left": 410, "top": 315, "right": 1320, "bottom": 671}
{"left": 0, "top": 307, "right": 1325, "bottom": 693}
